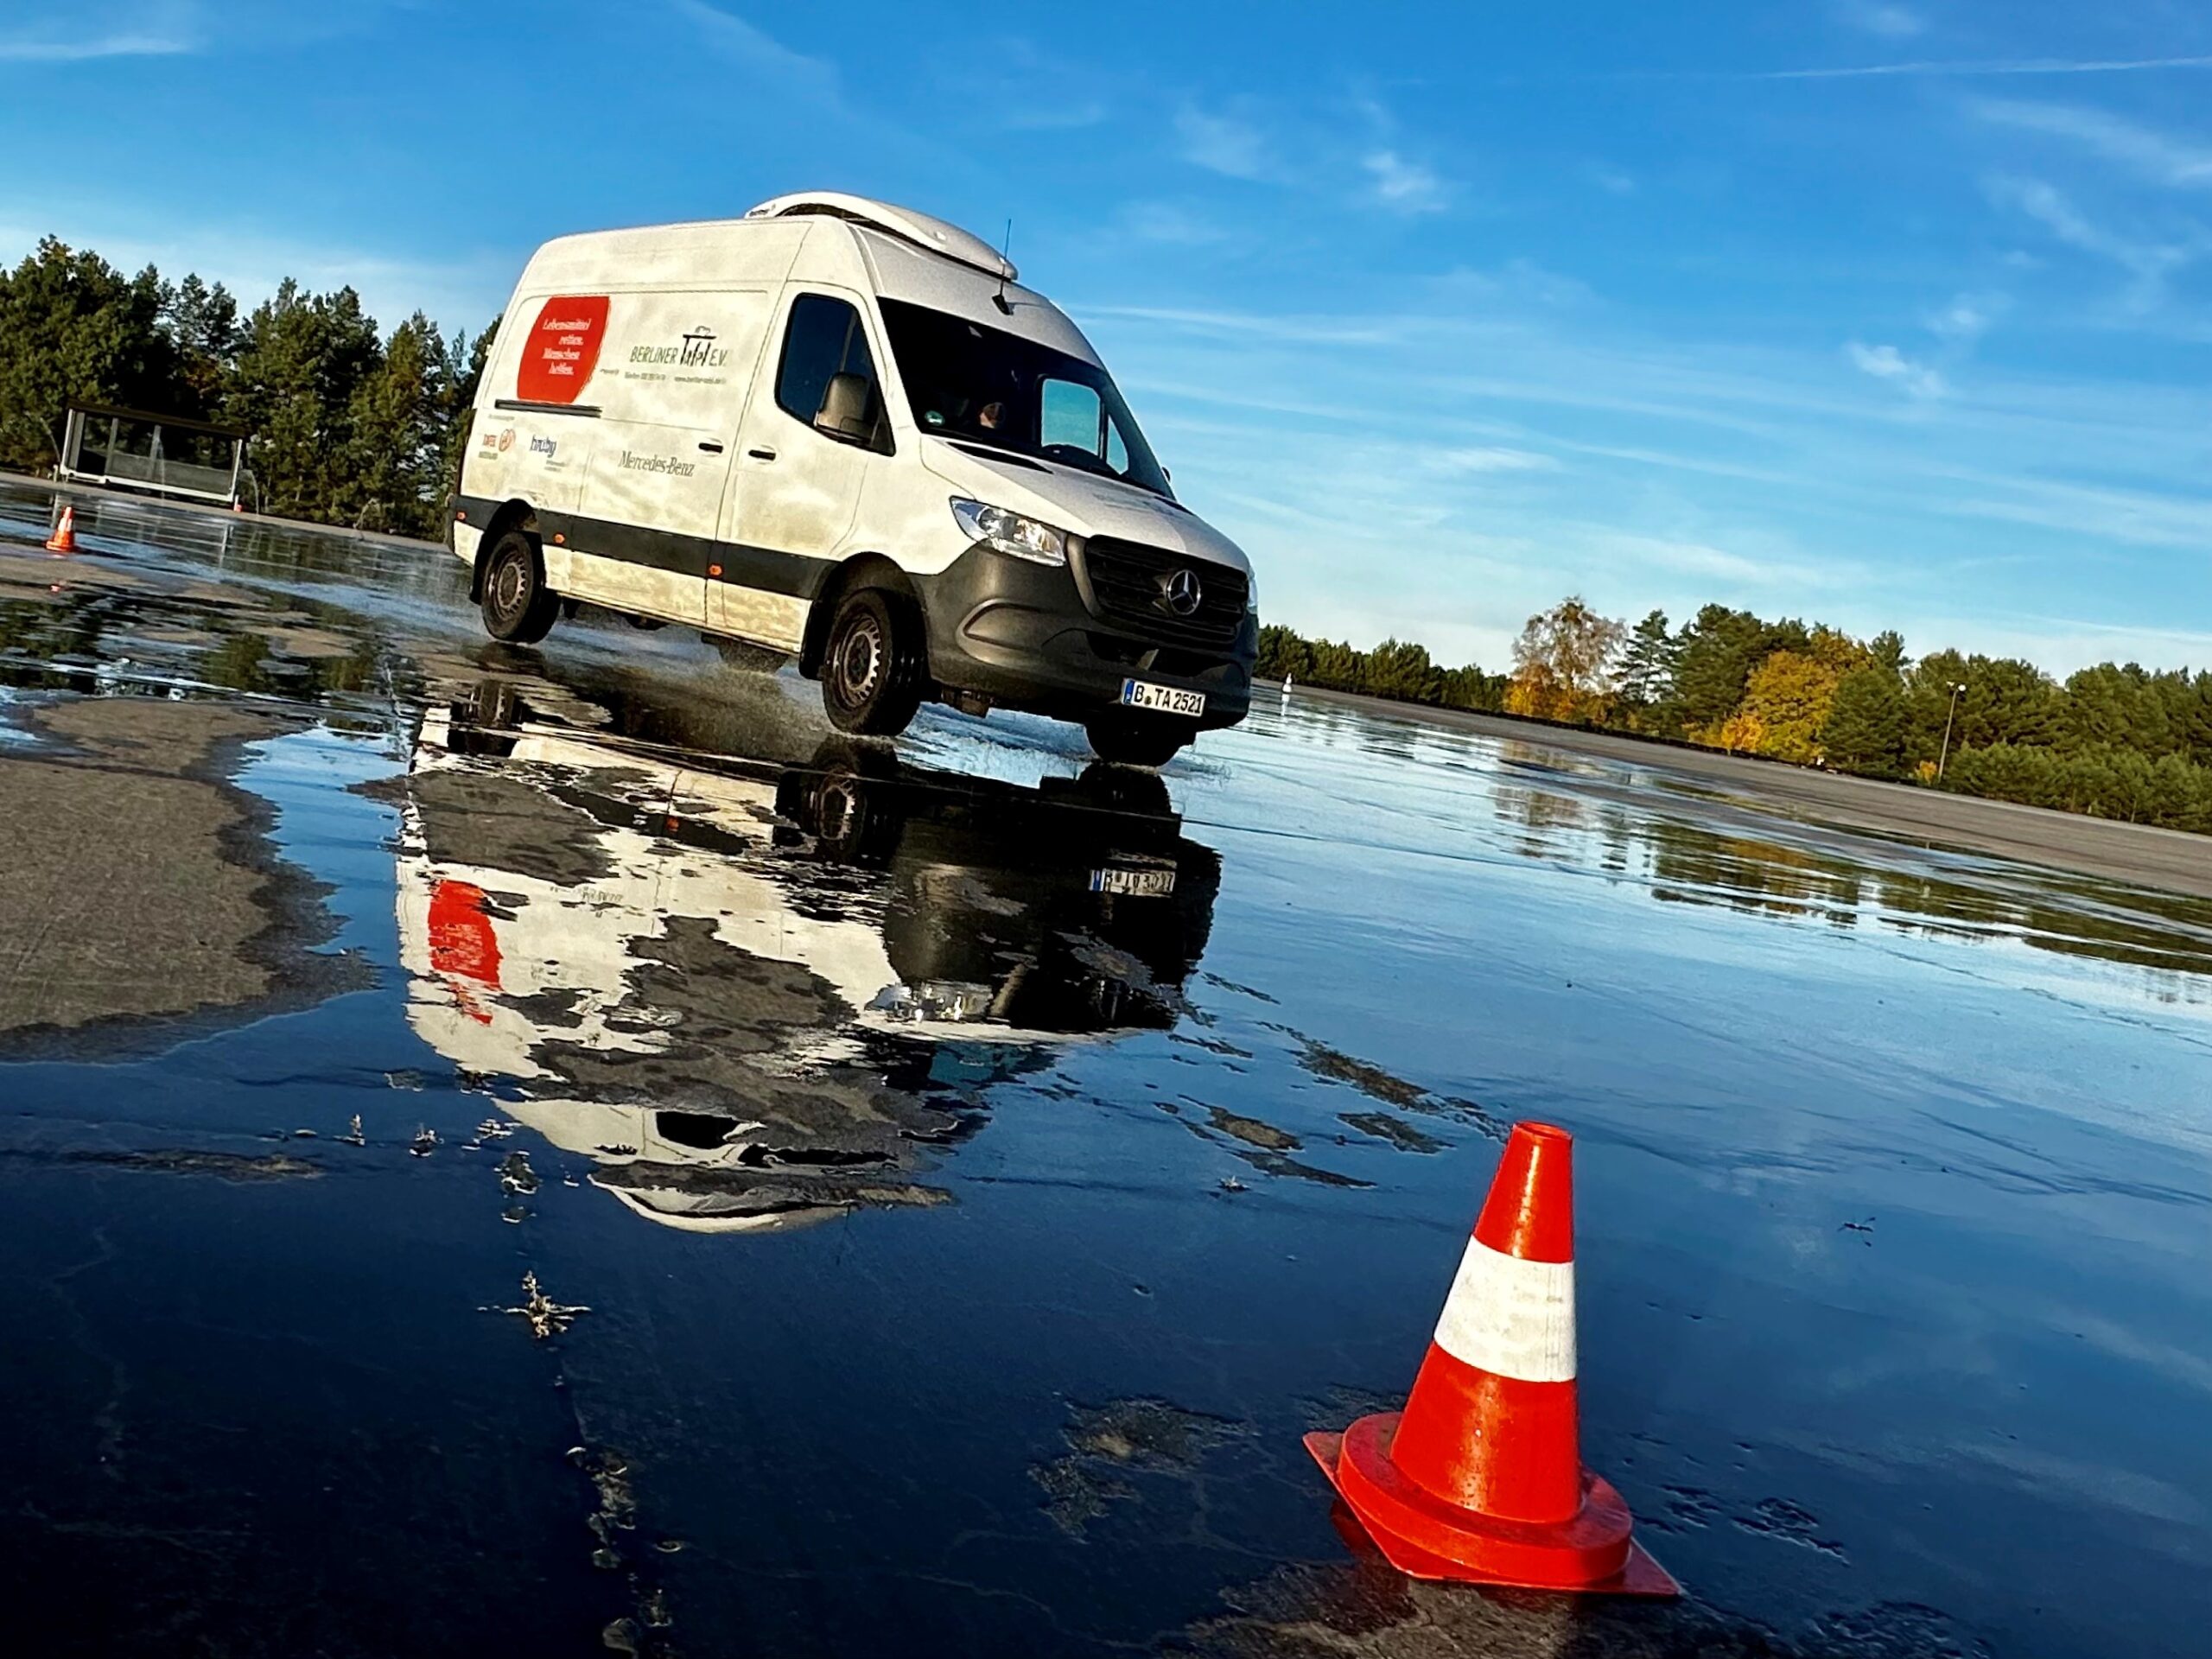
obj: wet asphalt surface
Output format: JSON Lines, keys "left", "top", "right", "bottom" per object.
{"left": 0, "top": 481, "right": 2207, "bottom": 1659}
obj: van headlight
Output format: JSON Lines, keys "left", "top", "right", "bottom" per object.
{"left": 951, "top": 498, "right": 1067, "bottom": 567}
{"left": 1244, "top": 569, "right": 1259, "bottom": 613}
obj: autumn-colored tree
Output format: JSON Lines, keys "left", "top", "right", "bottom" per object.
{"left": 1706, "top": 709, "right": 1769, "bottom": 754}
{"left": 1507, "top": 596, "right": 1624, "bottom": 723}
{"left": 1807, "top": 624, "right": 1874, "bottom": 677}
{"left": 1739, "top": 650, "right": 1842, "bottom": 763}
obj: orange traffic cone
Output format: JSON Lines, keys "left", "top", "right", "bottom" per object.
{"left": 1306, "top": 1122, "right": 1678, "bottom": 1596}
{"left": 45, "top": 504, "right": 77, "bottom": 553}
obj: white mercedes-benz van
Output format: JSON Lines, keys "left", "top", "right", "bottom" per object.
{"left": 449, "top": 192, "right": 1258, "bottom": 766}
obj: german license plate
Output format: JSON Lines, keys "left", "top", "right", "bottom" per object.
{"left": 1120, "top": 679, "right": 1205, "bottom": 716}
{"left": 1090, "top": 865, "right": 1178, "bottom": 898}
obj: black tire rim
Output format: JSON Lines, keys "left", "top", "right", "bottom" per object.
{"left": 833, "top": 613, "right": 885, "bottom": 710}
{"left": 491, "top": 549, "right": 528, "bottom": 621}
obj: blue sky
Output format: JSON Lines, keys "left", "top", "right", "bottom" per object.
{"left": 3, "top": 0, "right": 2210, "bottom": 676}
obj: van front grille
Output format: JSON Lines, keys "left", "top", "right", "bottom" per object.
{"left": 1076, "top": 538, "right": 1248, "bottom": 652}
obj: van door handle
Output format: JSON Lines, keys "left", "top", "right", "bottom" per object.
{"left": 746, "top": 446, "right": 778, "bottom": 462}
{"left": 698, "top": 440, "right": 725, "bottom": 454}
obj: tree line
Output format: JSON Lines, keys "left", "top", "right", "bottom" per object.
{"left": 0, "top": 237, "right": 494, "bottom": 537}
{"left": 1259, "top": 600, "right": 2212, "bottom": 835}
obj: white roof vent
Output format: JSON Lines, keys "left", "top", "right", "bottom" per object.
{"left": 744, "top": 192, "right": 1016, "bottom": 283}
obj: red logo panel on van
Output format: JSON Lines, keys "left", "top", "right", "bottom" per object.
{"left": 517, "top": 296, "right": 610, "bottom": 404}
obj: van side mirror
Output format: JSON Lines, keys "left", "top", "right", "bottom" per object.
{"left": 815, "top": 373, "right": 879, "bottom": 444}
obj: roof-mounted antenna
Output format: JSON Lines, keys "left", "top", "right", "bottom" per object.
{"left": 994, "top": 219, "right": 1014, "bottom": 314}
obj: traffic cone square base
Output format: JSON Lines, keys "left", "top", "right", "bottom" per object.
{"left": 1306, "top": 1426, "right": 1679, "bottom": 1597}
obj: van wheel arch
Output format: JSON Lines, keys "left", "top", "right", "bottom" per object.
{"left": 470, "top": 500, "right": 540, "bottom": 601}
{"left": 801, "top": 554, "right": 921, "bottom": 678}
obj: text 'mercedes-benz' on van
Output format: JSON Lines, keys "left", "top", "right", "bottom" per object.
{"left": 449, "top": 192, "right": 1258, "bottom": 766}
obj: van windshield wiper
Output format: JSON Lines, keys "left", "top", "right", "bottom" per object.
{"left": 1038, "top": 442, "right": 1119, "bottom": 481}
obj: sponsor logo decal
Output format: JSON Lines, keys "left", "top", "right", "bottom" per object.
{"left": 618, "top": 450, "right": 697, "bottom": 478}
{"left": 629, "top": 326, "right": 731, "bottom": 370}
{"left": 517, "top": 295, "right": 610, "bottom": 405}
{"left": 529, "top": 435, "right": 557, "bottom": 459}
{"left": 478, "top": 425, "right": 516, "bottom": 456}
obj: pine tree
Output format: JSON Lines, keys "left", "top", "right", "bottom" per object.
{"left": 1821, "top": 666, "right": 1908, "bottom": 775}
{"left": 1614, "top": 609, "right": 1679, "bottom": 719}
{"left": 1669, "top": 605, "right": 1766, "bottom": 735}
{"left": 0, "top": 238, "right": 176, "bottom": 469}
{"left": 348, "top": 311, "right": 449, "bottom": 535}
{"left": 224, "top": 280, "right": 385, "bottom": 521}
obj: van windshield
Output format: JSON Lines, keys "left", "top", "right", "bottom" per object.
{"left": 876, "top": 298, "right": 1173, "bottom": 499}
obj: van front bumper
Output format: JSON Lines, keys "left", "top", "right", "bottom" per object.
{"left": 918, "top": 547, "right": 1255, "bottom": 729}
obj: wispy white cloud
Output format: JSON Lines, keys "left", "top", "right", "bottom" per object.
{"left": 668, "top": 0, "right": 841, "bottom": 106}
{"left": 1586, "top": 163, "right": 1637, "bottom": 195}
{"left": 1608, "top": 531, "right": 1849, "bottom": 591}
{"left": 1427, "top": 260, "right": 1595, "bottom": 308}
{"left": 1175, "top": 105, "right": 1274, "bottom": 181}
{"left": 1113, "top": 201, "right": 1229, "bottom": 246}
{"left": 1850, "top": 340, "right": 1948, "bottom": 398}
{"left": 1425, "top": 446, "right": 1560, "bottom": 475}
{"left": 0, "top": 0, "right": 199, "bottom": 60}
{"left": 1925, "top": 291, "right": 2002, "bottom": 342}
{"left": 1646, "top": 55, "right": 2212, "bottom": 83}
{"left": 1971, "top": 99, "right": 2212, "bottom": 188}
{"left": 1983, "top": 175, "right": 2196, "bottom": 308}
{"left": 1082, "top": 302, "right": 1406, "bottom": 346}
{"left": 1362, "top": 149, "right": 1450, "bottom": 213}
{"left": 1837, "top": 3, "right": 1926, "bottom": 40}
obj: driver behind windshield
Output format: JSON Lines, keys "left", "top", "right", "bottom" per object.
{"left": 878, "top": 296, "right": 1173, "bottom": 499}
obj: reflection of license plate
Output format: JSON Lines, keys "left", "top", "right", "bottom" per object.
{"left": 1090, "top": 866, "right": 1177, "bottom": 897}
{"left": 1121, "top": 679, "right": 1205, "bottom": 716}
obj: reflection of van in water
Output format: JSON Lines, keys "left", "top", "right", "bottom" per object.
{"left": 396, "top": 689, "right": 1221, "bottom": 1230}
{"left": 449, "top": 192, "right": 1259, "bottom": 766}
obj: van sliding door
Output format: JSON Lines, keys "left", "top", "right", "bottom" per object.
{"left": 566, "top": 289, "right": 772, "bottom": 626}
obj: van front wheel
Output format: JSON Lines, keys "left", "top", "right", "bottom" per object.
{"left": 821, "top": 588, "right": 925, "bottom": 737}
{"left": 480, "top": 530, "right": 558, "bottom": 645}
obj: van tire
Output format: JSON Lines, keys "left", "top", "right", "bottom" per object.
{"left": 713, "top": 637, "right": 791, "bottom": 673}
{"left": 820, "top": 588, "right": 925, "bottom": 737}
{"left": 480, "top": 530, "right": 559, "bottom": 645}
{"left": 1085, "top": 715, "right": 1194, "bottom": 768}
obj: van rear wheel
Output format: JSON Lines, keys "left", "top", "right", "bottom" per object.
{"left": 480, "top": 530, "right": 559, "bottom": 645}
{"left": 820, "top": 588, "right": 925, "bottom": 737}
{"left": 1086, "top": 714, "right": 1195, "bottom": 768}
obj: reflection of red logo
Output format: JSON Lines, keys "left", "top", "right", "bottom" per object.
{"left": 517, "top": 295, "right": 609, "bottom": 405}
{"left": 429, "top": 878, "right": 502, "bottom": 1024}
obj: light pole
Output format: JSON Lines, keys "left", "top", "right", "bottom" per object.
{"left": 1936, "top": 681, "right": 1967, "bottom": 781}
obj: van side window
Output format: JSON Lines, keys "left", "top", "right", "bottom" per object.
{"left": 775, "top": 294, "right": 888, "bottom": 451}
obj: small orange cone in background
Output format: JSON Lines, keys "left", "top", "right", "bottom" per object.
{"left": 1306, "top": 1122, "right": 1679, "bottom": 1596}
{"left": 45, "top": 504, "right": 77, "bottom": 553}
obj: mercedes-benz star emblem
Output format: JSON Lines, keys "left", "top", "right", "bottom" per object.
{"left": 1162, "top": 568, "right": 1203, "bottom": 617}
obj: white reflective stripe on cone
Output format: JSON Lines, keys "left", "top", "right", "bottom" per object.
{"left": 1430, "top": 1237, "right": 1578, "bottom": 1383}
